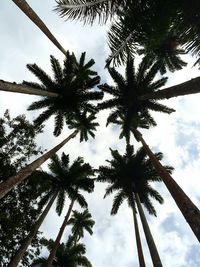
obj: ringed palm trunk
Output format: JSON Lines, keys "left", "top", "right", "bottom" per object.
{"left": 44, "top": 199, "right": 75, "bottom": 267}
{"left": 132, "top": 207, "right": 146, "bottom": 267}
{"left": 135, "top": 130, "right": 200, "bottom": 242}
{"left": 12, "top": 0, "right": 67, "bottom": 56}
{"left": 0, "top": 130, "right": 78, "bottom": 200}
{"left": 0, "top": 80, "right": 58, "bottom": 97}
{"left": 135, "top": 194, "right": 163, "bottom": 267}
{"left": 8, "top": 191, "right": 58, "bottom": 267}
{"left": 139, "top": 76, "right": 200, "bottom": 100}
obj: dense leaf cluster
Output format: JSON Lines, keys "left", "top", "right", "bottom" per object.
{"left": 0, "top": 111, "right": 45, "bottom": 266}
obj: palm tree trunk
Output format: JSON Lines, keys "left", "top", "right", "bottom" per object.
{"left": 135, "top": 130, "right": 200, "bottom": 242}
{"left": 135, "top": 194, "right": 163, "bottom": 267}
{"left": 8, "top": 191, "right": 58, "bottom": 267}
{"left": 139, "top": 76, "right": 200, "bottom": 100}
{"left": 12, "top": 0, "right": 67, "bottom": 56}
{"left": 132, "top": 208, "right": 146, "bottom": 267}
{"left": 0, "top": 130, "right": 78, "bottom": 200}
{"left": 44, "top": 199, "right": 75, "bottom": 267}
{"left": 0, "top": 80, "right": 58, "bottom": 97}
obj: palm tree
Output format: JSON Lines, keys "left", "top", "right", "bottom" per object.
{"left": 68, "top": 209, "right": 95, "bottom": 243}
{"left": 109, "top": 101, "right": 200, "bottom": 242}
{"left": 8, "top": 152, "right": 94, "bottom": 266}
{"left": 106, "top": 3, "right": 187, "bottom": 71}
{"left": 97, "top": 145, "right": 172, "bottom": 267}
{"left": 26, "top": 51, "right": 102, "bottom": 136}
{"left": 32, "top": 236, "right": 92, "bottom": 267}
{"left": 12, "top": 0, "right": 67, "bottom": 55}
{"left": 55, "top": 0, "right": 200, "bottom": 66}
{"left": 98, "top": 56, "right": 175, "bottom": 138}
{"left": 0, "top": 110, "right": 98, "bottom": 200}
{"left": 138, "top": 36, "right": 187, "bottom": 75}
{"left": 44, "top": 158, "right": 94, "bottom": 267}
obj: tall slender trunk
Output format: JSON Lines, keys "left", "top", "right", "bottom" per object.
{"left": 12, "top": 0, "right": 67, "bottom": 56}
{"left": 135, "top": 194, "right": 162, "bottom": 267}
{"left": 8, "top": 191, "right": 58, "bottom": 267}
{"left": 139, "top": 76, "right": 200, "bottom": 100}
{"left": 44, "top": 199, "right": 75, "bottom": 267}
{"left": 132, "top": 207, "right": 146, "bottom": 267}
{"left": 0, "top": 80, "right": 58, "bottom": 97}
{"left": 0, "top": 130, "right": 78, "bottom": 200}
{"left": 135, "top": 130, "right": 200, "bottom": 242}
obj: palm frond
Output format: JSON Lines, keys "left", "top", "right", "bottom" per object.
{"left": 27, "top": 98, "right": 53, "bottom": 111}
{"left": 107, "top": 19, "right": 136, "bottom": 66}
{"left": 50, "top": 55, "right": 63, "bottom": 84}
{"left": 61, "top": 152, "right": 70, "bottom": 169}
{"left": 75, "top": 193, "right": 88, "bottom": 208}
{"left": 145, "top": 101, "right": 175, "bottom": 114}
{"left": 54, "top": 110, "right": 64, "bottom": 136}
{"left": 55, "top": 0, "right": 121, "bottom": 25}
{"left": 111, "top": 190, "right": 126, "bottom": 215}
{"left": 56, "top": 189, "right": 65, "bottom": 216}
{"left": 34, "top": 107, "right": 55, "bottom": 126}
{"left": 26, "top": 63, "right": 56, "bottom": 90}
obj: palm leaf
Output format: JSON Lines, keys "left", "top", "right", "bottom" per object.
{"left": 55, "top": 0, "right": 121, "bottom": 25}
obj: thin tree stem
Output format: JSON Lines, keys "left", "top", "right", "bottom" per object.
{"left": 44, "top": 199, "right": 75, "bottom": 267}
{"left": 12, "top": 0, "right": 67, "bottom": 56}
{"left": 135, "top": 130, "right": 200, "bottom": 242}
{"left": 8, "top": 191, "right": 58, "bottom": 267}
{"left": 132, "top": 207, "right": 146, "bottom": 267}
{"left": 0, "top": 130, "right": 78, "bottom": 200}
{"left": 0, "top": 80, "right": 58, "bottom": 97}
{"left": 135, "top": 194, "right": 163, "bottom": 267}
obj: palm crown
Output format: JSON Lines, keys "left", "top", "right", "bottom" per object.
{"left": 107, "top": 3, "right": 187, "bottom": 72}
{"left": 97, "top": 144, "right": 173, "bottom": 216}
{"left": 67, "top": 110, "right": 99, "bottom": 142}
{"left": 55, "top": 1, "right": 200, "bottom": 67}
{"left": 26, "top": 51, "right": 103, "bottom": 136}
{"left": 32, "top": 235, "right": 92, "bottom": 267}
{"left": 68, "top": 209, "right": 95, "bottom": 242}
{"left": 98, "top": 57, "right": 175, "bottom": 140}
{"left": 36, "top": 152, "right": 95, "bottom": 216}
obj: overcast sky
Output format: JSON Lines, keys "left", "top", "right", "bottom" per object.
{"left": 0, "top": 1, "right": 200, "bottom": 266}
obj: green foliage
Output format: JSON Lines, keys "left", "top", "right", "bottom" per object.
{"left": 67, "top": 110, "right": 99, "bottom": 142}
{"left": 0, "top": 109, "right": 43, "bottom": 172}
{"left": 98, "top": 56, "right": 175, "bottom": 141}
{"left": 32, "top": 235, "right": 92, "bottom": 267}
{"left": 26, "top": 51, "right": 102, "bottom": 136}
{"left": 0, "top": 111, "right": 46, "bottom": 266}
{"left": 68, "top": 209, "right": 95, "bottom": 242}
{"left": 107, "top": 1, "right": 187, "bottom": 71}
{"left": 55, "top": 1, "right": 200, "bottom": 68}
{"left": 176, "top": 0, "right": 200, "bottom": 64}
{"left": 37, "top": 152, "right": 95, "bottom": 216}
{"left": 55, "top": 0, "right": 133, "bottom": 25}
{"left": 97, "top": 144, "right": 173, "bottom": 216}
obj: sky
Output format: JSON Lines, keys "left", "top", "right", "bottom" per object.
{"left": 0, "top": 1, "right": 200, "bottom": 266}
